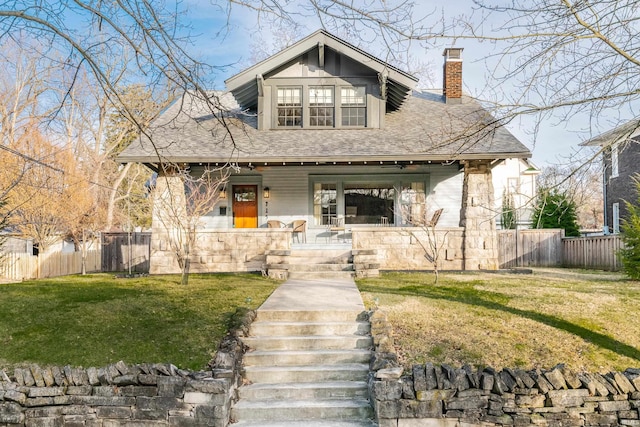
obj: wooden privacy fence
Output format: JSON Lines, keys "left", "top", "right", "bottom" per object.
{"left": 497, "top": 229, "right": 565, "bottom": 269}
{"left": 498, "top": 230, "right": 623, "bottom": 271}
{"left": 0, "top": 250, "right": 101, "bottom": 281}
{"left": 101, "top": 232, "right": 151, "bottom": 273}
{"left": 562, "top": 235, "right": 623, "bottom": 271}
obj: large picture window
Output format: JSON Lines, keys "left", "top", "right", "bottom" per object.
{"left": 311, "top": 176, "right": 428, "bottom": 227}
{"left": 341, "top": 86, "right": 366, "bottom": 127}
{"left": 344, "top": 183, "right": 395, "bottom": 225}
{"left": 277, "top": 87, "right": 302, "bottom": 127}
{"left": 309, "top": 86, "right": 334, "bottom": 127}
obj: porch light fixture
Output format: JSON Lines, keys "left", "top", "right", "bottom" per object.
{"left": 220, "top": 188, "right": 227, "bottom": 199}
{"left": 263, "top": 187, "right": 270, "bottom": 199}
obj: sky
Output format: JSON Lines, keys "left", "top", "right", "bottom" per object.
{"left": 177, "top": 0, "right": 610, "bottom": 168}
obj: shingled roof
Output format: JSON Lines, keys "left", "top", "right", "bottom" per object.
{"left": 117, "top": 89, "right": 531, "bottom": 165}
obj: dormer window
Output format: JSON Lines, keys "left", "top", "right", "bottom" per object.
{"left": 309, "top": 86, "right": 334, "bottom": 127}
{"left": 277, "top": 87, "right": 302, "bottom": 127}
{"left": 341, "top": 86, "right": 366, "bottom": 127}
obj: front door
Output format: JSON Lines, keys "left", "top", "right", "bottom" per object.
{"left": 232, "top": 185, "right": 258, "bottom": 228}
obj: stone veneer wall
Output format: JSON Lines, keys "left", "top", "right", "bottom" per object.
{"left": 369, "top": 310, "right": 640, "bottom": 427}
{"left": 150, "top": 229, "right": 291, "bottom": 274}
{"left": 352, "top": 228, "right": 465, "bottom": 272}
{"left": 0, "top": 311, "right": 256, "bottom": 427}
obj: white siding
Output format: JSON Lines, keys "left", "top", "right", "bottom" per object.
{"left": 198, "top": 164, "right": 463, "bottom": 230}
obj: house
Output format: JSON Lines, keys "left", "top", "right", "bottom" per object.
{"left": 117, "top": 30, "right": 531, "bottom": 276}
{"left": 492, "top": 158, "right": 539, "bottom": 229}
{"left": 583, "top": 119, "right": 640, "bottom": 234}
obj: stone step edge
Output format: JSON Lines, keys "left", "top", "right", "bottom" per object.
{"left": 232, "top": 397, "right": 372, "bottom": 409}
{"left": 243, "top": 363, "right": 370, "bottom": 372}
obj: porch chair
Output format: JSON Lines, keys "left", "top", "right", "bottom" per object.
{"left": 292, "top": 220, "right": 307, "bottom": 243}
{"left": 327, "top": 217, "right": 346, "bottom": 243}
{"left": 267, "top": 220, "right": 286, "bottom": 228}
{"left": 425, "top": 208, "right": 444, "bottom": 228}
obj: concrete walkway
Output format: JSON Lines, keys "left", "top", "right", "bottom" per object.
{"left": 258, "top": 277, "right": 366, "bottom": 313}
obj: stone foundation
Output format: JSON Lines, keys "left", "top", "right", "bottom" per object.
{"left": 352, "top": 227, "right": 464, "bottom": 271}
{"left": 150, "top": 229, "right": 291, "bottom": 274}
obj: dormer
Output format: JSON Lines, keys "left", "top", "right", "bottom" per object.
{"left": 225, "top": 30, "right": 418, "bottom": 130}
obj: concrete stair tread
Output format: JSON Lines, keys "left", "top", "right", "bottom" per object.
{"left": 244, "top": 363, "right": 370, "bottom": 373}
{"left": 246, "top": 349, "right": 371, "bottom": 356}
{"left": 251, "top": 320, "right": 369, "bottom": 326}
{"left": 232, "top": 421, "right": 377, "bottom": 426}
{"left": 233, "top": 398, "right": 371, "bottom": 409}
{"left": 240, "top": 381, "right": 368, "bottom": 391}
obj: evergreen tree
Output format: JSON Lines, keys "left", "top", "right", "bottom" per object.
{"left": 531, "top": 188, "right": 580, "bottom": 237}
{"left": 501, "top": 191, "right": 516, "bottom": 230}
{"left": 620, "top": 178, "right": 640, "bottom": 279}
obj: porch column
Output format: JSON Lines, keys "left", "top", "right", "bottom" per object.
{"left": 149, "top": 169, "right": 186, "bottom": 274}
{"left": 460, "top": 160, "right": 499, "bottom": 270}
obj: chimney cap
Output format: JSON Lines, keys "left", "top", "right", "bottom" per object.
{"left": 443, "top": 47, "right": 463, "bottom": 60}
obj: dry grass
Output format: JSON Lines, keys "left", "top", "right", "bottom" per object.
{"left": 357, "top": 269, "right": 640, "bottom": 373}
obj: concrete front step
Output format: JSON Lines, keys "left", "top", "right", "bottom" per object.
{"left": 288, "top": 271, "right": 356, "bottom": 280}
{"left": 238, "top": 381, "right": 369, "bottom": 400}
{"left": 276, "top": 263, "right": 355, "bottom": 272}
{"left": 243, "top": 363, "right": 369, "bottom": 383}
{"left": 288, "top": 249, "right": 353, "bottom": 258}
{"left": 231, "top": 398, "right": 373, "bottom": 422}
{"left": 232, "top": 420, "right": 377, "bottom": 427}
{"left": 244, "top": 349, "right": 372, "bottom": 366}
{"left": 242, "top": 335, "right": 372, "bottom": 351}
{"left": 250, "top": 321, "right": 370, "bottom": 336}
{"left": 256, "top": 310, "right": 365, "bottom": 322}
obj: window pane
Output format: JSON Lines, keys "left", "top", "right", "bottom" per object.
{"left": 400, "top": 182, "right": 426, "bottom": 225}
{"left": 341, "top": 107, "right": 365, "bottom": 126}
{"left": 309, "top": 87, "right": 333, "bottom": 105}
{"left": 344, "top": 183, "right": 395, "bottom": 225}
{"left": 314, "top": 183, "right": 337, "bottom": 225}
{"left": 341, "top": 87, "right": 366, "bottom": 106}
{"left": 310, "top": 106, "right": 334, "bottom": 127}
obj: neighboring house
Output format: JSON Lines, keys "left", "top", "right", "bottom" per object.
{"left": 0, "top": 233, "right": 33, "bottom": 254}
{"left": 118, "top": 30, "right": 531, "bottom": 275}
{"left": 492, "top": 158, "right": 539, "bottom": 229}
{"left": 584, "top": 120, "right": 640, "bottom": 234}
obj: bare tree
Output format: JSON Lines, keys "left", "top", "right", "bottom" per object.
{"left": 152, "top": 167, "right": 229, "bottom": 285}
{"left": 460, "top": 1, "right": 640, "bottom": 142}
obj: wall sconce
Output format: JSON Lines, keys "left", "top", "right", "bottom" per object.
{"left": 263, "top": 187, "right": 270, "bottom": 199}
{"left": 220, "top": 188, "right": 227, "bottom": 199}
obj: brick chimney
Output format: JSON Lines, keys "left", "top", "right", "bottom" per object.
{"left": 443, "top": 47, "right": 463, "bottom": 104}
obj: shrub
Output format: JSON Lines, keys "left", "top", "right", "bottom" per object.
{"left": 620, "top": 177, "right": 640, "bottom": 279}
{"left": 531, "top": 188, "right": 580, "bottom": 237}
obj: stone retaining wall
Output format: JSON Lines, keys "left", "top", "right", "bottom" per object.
{"left": 0, "top": 311, "right": 256, "bottom": 427}
{"left": 150, "top": 229, "right": 291, "bottom": 275}
{"left": 369, "top": 309, "right": 640, "bottom": 427}
{"left": 352, "top": 228, "right": 465, "bottom": 271}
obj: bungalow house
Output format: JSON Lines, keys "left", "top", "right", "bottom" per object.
{"left": 117, "top": 30, "right": 531, "bottom": 277}
{"left": 583, "top": 119, "right": 640, "bottom": 234}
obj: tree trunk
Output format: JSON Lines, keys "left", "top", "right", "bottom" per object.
{"left": 106, "top": 163, "right": 131, "bottom": 230}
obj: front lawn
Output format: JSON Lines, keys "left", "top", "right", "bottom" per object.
{"left": 357, "top": 269, "right": 640, "bottom": 373}
{"left": 0, "top": 273, "right": 280, "bottom": 371}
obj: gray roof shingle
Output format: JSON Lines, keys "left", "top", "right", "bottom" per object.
{"left": 117, "top": 90, "right": 531, "bottom": 164}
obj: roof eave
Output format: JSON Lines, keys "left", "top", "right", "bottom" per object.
{"left": 118, "top": 151, "right": 531, "bottom": 165}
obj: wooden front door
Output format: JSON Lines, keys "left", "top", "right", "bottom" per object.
{"left": 232, "top": 185, "right": 258, "bottom": 228}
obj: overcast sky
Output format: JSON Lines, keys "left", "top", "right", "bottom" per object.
{"left": 179, "top": 0, "right": 612, "bottom": 167}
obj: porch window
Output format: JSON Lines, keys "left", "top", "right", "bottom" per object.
{"left": 313, "top": 183, "right": 337, "bottom": 225}
{"left": 399, "top": 182, "right": 426, "bottom": 225}
{"left": 309, "top": 86, "right": 334, "bottom": 127}
{"left": 341, "top": 86, "right": 366, "bottom": 127}
{"left": 277, "top": 87, "right": 302, "bottom": 127}
{"left": 344, "top": 183, "right": 395, "bottom": 225}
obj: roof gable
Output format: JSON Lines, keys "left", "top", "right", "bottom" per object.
{"left": 225, "top": 30, "right": 418, "bottom": 111}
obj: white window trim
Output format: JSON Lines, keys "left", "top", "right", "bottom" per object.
{"left": 611, "top": 142, "right": 619, "bottom": 178}
{"left": 613, "top": 202, "right": 620, "bottom": 234}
